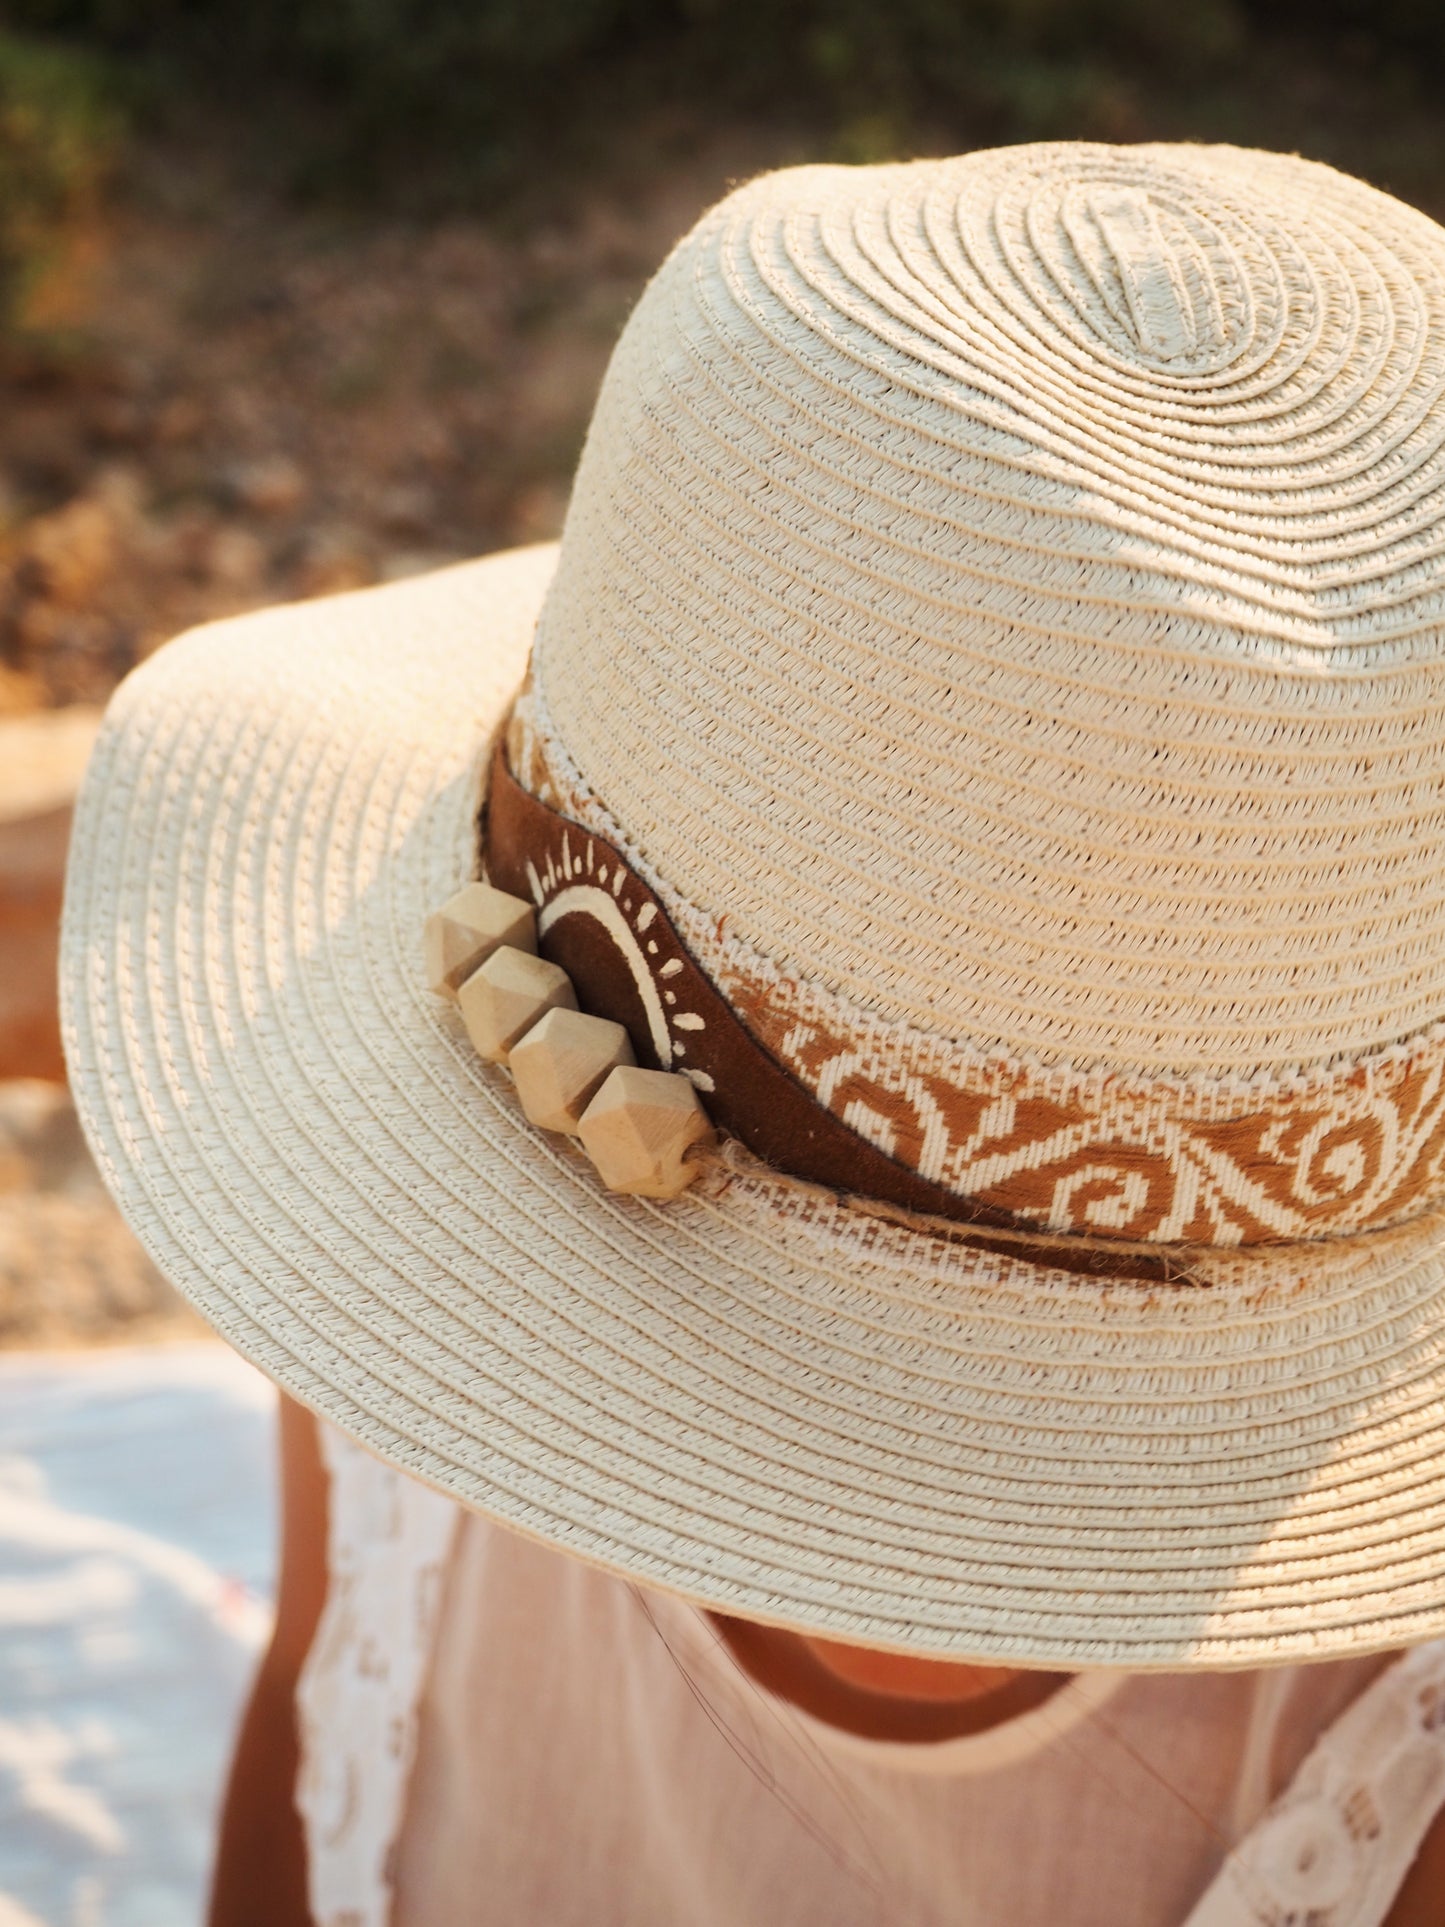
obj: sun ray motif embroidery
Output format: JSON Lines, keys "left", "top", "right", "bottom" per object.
{"left": 525, "top": 835, "right": 715, "bottom": 1094}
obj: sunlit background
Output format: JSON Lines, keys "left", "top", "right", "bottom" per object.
{"left": 2, "top": 4, "right": 1444, "bottom": 1920}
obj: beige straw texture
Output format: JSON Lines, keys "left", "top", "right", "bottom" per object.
{"left": 57, "top": 145, "right": 1445, "bottom": 1666}
{"left": 537, "top": 142, "right": 1445, "bottom": 1083}
{"left": 58, "top": 543, "right": 1445, "bottom": 1671}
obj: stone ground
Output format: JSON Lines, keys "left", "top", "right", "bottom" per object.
{"left": 0, "top": 1080, "right": 201, "bottom": 1346}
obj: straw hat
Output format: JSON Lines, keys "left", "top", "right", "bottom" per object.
{"left": 60, "top": 141, "right": 1445, "bottom": 1670}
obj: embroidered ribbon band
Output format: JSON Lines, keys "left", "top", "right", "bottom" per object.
{"left": 484, "top": 748, "right": 1183, "bottom": 1283}
{"left": 483, "top": 743, "right": 1445, "bottom": 1286}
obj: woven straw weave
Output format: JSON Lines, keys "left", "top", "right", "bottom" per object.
{"left": 538, "top": 143, "right": 1445, "bottom": 1078}
{"left": 56, "top": 144, "right": 1445, "bottom": 1667}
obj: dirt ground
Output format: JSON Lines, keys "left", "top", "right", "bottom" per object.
{"left": 1, "top": 124, "right": 791, "bottom": 715}
{"left": 0, "top": 123, "right": 800, "bottom": 1345}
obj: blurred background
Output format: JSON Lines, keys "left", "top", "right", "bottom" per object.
{"left": 3, "top": 3, "right": 1445, "bottom": 1920}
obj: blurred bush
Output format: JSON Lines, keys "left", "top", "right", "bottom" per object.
{"left": 0, "top": 29, "right": 119, "bottom": 336}
{"left": 0, "top": 0, "right": 1439, "bottom": 207}
{"left": 4, "top": 0, "right": 1428, "bottom": 189}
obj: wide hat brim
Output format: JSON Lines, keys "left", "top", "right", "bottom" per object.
{"left": 61, "top": 543, "right": 1445, "bottom": 1670}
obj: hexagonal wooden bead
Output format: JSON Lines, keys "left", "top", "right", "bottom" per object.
{"left": 510, "top": 1008, "right": 636, "bottom": 1134}
{"left": 424, "top": 883, "right": 536, "bottom": 1000}
{"left": 577, "top": 1066, "right": 714, "bottom": 1199}
{"left": 457, "top": 946, "right": 575, "bottom": 1063}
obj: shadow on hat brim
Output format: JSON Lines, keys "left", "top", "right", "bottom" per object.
{"left": 59, "top": 542, "right": 1445, "bottom": 1669}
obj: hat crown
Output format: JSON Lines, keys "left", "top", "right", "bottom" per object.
{"left": 533, "top": 142, "right": 1445, "bottom": 1089}
{"left": 1054, "top": 182, "right": 1232, "bottom": 364}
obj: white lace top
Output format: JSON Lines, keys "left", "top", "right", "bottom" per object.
{"left": 294, "top": 1429, "right": 458, "bottom": 1926}
{"left": 297, "top": 1430, "right": 1445, "bottom": 1927}
{"left": 1185, "top": 1638, "right": 1445, "bottom": 1926}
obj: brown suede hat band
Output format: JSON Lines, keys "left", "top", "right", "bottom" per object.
{"left": 483, "top": 743, "right": 1191, "bottom": 1286}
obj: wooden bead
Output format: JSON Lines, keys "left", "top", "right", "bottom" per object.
{"left": 425, "top": 883, "right": 536, "bottom": 1000}
{"left": 457, "top": 946, "right": 575, "bottom": 1063}
{"left": 510, "top": 1008, "right": 636, "bottom": 1134}
{"left": 577, "top": 1066, "right": 713, "bottom": 1199}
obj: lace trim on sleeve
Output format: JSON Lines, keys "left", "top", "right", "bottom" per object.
{"left": 1186, "top": 1638, "right": 1445, "bottom": 1927}
{"left": 294, "top": 1424, "right": 459, "bottom": 1927}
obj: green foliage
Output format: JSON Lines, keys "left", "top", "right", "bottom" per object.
{"left": 1, "top": 0, "right": 1441, "bottom": 198}
{"left": 0, "top": 0, "right": 1251, "bottom": 185}
{"left": 0, "top": 29, "right": 120, "bottom": 334}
